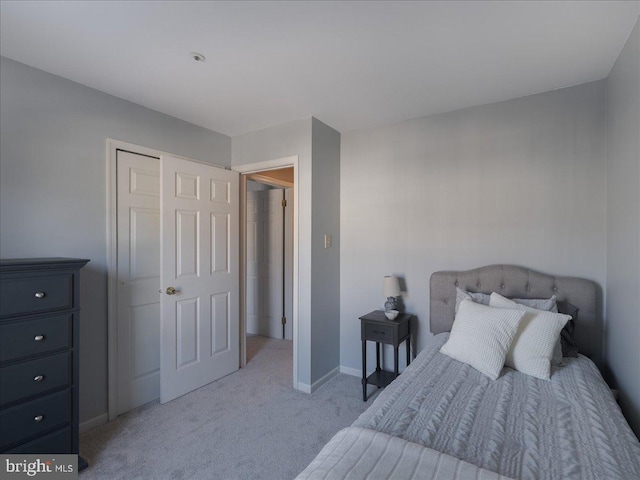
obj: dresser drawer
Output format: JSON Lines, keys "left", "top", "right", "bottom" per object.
{"left": 0, "top": 274, "right": 73, "bottom": 317}
{"left": 0, "top": 315, "right": 72, "bottom": 363}
{"left": 364, "top": 323, "right": 394, "bottom": 342}
{"left": 5, "top": 426, "right": 72, "bottom": 454}
{"left": 0, "top": 389, "right": 71, "bottom": 449}
{"left": 0, "top": 352, "right": 71, "bottom": 406}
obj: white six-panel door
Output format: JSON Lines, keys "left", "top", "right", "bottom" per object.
{"left": 246, "top": 190, "right": 260, "bottom": 336}
{"left": 283, "top": 188, "right": 293, "bottom": 340}
{"left": 160, "top": 155, "right": 239, "bottom": 404}
{"left": 246, "top": 188, "right": 292, "bottom": 339}
{"left": 116, "top": 151, "right": 161, "bottom": 414}
{"left": 263, "top": 189, "right": 286, "bottom": 339}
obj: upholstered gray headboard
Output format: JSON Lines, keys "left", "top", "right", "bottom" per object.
{"left": 430, "top": 265, "right": 600, "bottom": 359}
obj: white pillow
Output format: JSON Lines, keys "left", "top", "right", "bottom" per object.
{"left": 440, "top": 299, "right": 525, "bottom": 380}
{"left": 489, "top": 293, "right": 571, "bottom": 380}
{"left": 490, "top": 293, "right": 564, "bottom": 365}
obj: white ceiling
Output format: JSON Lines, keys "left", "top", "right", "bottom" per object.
{"left": 1, "top": 1, "right": 638, "bottom": 137}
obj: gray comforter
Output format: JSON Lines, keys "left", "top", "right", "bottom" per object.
{"left": 353, "top": 333, "right": 640, "bottom": 480}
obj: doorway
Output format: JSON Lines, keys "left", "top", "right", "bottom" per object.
{"left": 245, "top": 171, "right": 294, "bottom": 362}
{"left": 235, "top": 156, "right": 299, "bottom": 388}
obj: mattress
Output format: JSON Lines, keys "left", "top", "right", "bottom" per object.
{"left": 296, "top": 427, "right": 515, "bottom": 480}
{"left": 352, "top": 333, "right": 640, "bottom": 480}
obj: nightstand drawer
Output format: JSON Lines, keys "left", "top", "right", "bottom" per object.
{"left": 0, "top": 314, "right": 72, "bottom": 363}
{"left": 364, "top": 323, "right": 394, "bottom": 342}
{"left": 0, "top": 352, "right": 71, "bottom": 406}
{"left": 0, "top": 389, "right": 71, "bottom": 449}
{"left": 0, "top": 274, "right": 73, "bottom": 317}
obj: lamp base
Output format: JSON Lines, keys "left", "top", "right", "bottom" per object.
{"left": 384, "top": 297, "right": 398, "bottom": 312}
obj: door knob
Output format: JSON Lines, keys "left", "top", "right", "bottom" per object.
{"left": 166, "top": 286, "right": 177, "bottom": 295}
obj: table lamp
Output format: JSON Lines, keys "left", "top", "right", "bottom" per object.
{"left": 383, "top": 275, "right": 401, "bottom": 313}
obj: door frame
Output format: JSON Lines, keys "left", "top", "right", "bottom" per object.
{"left": 106, "top": 138, "right": 228, "bottom": 421}
{"left": 233, "top": 156, "right": 299, "bottom": 390}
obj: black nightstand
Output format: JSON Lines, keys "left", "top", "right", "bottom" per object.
{"left": 360, "top": 310, "right": 414, "bottom": 401}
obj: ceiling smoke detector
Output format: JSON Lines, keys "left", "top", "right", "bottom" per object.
{"left": 190, "top": 52, "right": 206, "bottom": 63}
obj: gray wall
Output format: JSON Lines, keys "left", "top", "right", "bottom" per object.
{"left": 310, "top": 118, "right": 341, "bottom": 382}
{"left": 340, "top": 81, "right": 607, "bottom": 375}
{"left": 0, "top": 57, "right": 231, "bottom": 424}
{"left": 605, "top": 18, "right": 640, "bottom": 437}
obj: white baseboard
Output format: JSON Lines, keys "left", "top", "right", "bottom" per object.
{"left": 79, "top": 413, "right": 108, "bottom": 433}
{"left": 310, "top": 366, "right": 339, "bottom": 392}
{"left": 296, "top": 366, "right": 340, "bottom": 394}
{"left": 296, "top": 382, "right": 312, "bottom": 394}
{"left": 339, "top": 366, "right": 362, "bottom": 377}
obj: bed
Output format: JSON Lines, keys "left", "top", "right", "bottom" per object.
{"left": 297, "top": 265, "right": 640, "bottom": 480}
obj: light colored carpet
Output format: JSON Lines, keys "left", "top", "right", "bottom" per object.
{"left": 80, "top": 336, "right": 373, "bottom": 480}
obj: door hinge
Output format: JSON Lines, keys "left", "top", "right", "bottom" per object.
{"left": 282, "top": 316, "right": 287, "bottom": 325}
{"left": 281, "top": 199, "right": 287, "bottom": 208}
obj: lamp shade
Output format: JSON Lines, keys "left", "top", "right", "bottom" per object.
{"left": 383, "top": 275, "right": 401, "bottom": 297}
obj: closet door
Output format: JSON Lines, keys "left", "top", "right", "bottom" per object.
{"left": 246, "top": 189, "right": 285, "bottom": 339}
{"left": 262, "top": 189, "right": 285, "bottom": 339}
{"left": 160, "top": 155, "right": 239, "bottom": 404}
{"left": 246, "top": 190, "right": 260, "bottom": 336}
{"left": 116, "top": 151, "right": 161, "bottom": 414}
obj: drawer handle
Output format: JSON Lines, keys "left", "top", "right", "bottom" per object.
{"left": 34, "top": 292, "right": 46, "bottom": 299}
{"left": 372, "top": 330, "right": 386, "bottom": 335}
{"left": 34, "top": 335, "right": 45, "bottom": 342}
{"left": 34, "top": 415, "right": 44, "bottom": 422}
{"left": 34, "top": 375, "right": 44, "bottom": 382}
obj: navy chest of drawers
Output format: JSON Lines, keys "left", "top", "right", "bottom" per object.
{"left": 0, "top": 258, "right": 88, "bottom": 467}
